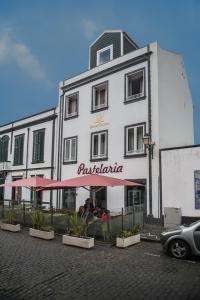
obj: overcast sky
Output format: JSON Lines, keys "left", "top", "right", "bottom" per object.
{"left": 0, "top": 0, "right": 200, "bottom": 142}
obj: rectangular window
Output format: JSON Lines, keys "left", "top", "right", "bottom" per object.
{"left": 32, "top": 129, "right": 45, "bottom": 163}
{"left": 97, "top": 45, "right": 113, "bottom": 66}
{"left": 125, "top": 69, "right": 145, "bottom": 102}
{"left": 91, "top": 130, "right": 108, "bottom": 161}
{"left": 125, "top": 124, "right": 145, "bottom": 156}
{"left": 65, "top": 93, "right": 78, "bottom": 119}
{"left": 13, "top": 134, "right": 24, "bottom": 166}
{"left": 63, "top": 136, "right": 77, "bottom": 163}
{"left": 194, "top": 171, "right": 200, "bottom": 209}
{"left": 92, "top": 82, "right": 108, "bottom": 112}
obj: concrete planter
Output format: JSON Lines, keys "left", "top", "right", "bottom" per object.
{"left": 29, "top": 228, "right": 54, "bottom": 240}
{"left": 62, "top": 234, "right": 94, "bottom": 249}
{"left": 1, "top": 222, "right": 21, "bottom": 232}
{"left": 116, "top": 234, "right": 140, "bottom": 248}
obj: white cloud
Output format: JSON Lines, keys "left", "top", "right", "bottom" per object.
{"left": 82, "top": 18, "right": 99, "bottom": 40}
{"left": 0, "top": 28, "right": 50, "bottom": 85}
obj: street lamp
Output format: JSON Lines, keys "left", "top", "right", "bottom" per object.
{"left": 143, "top": 134, "right": 155, "bottom": 159}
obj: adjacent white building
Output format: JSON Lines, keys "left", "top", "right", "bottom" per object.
{"left": 0, "top": 30, "right": 198, "bottom": 223}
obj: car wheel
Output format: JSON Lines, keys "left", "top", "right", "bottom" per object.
{"left": 168, "top": 239, "right": 190, "bottom": 259}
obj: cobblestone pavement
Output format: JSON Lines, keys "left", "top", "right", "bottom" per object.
{"left": 0, "top": 228, "right": 200, "bottom": 300}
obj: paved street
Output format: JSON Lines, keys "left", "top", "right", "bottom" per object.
{"left": 0, "top": 228, "right": 200, "bottom": 300}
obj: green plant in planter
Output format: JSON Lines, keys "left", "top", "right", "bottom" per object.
{"left": 31, "top": 210, "right": 45, "bottom": 230}
{"left": 5, "top": 209, "right": 17, "bottom": 225}
{"left": 117, "top": 225, "right": 141, "bottom": 238}
{"left": 68, "top": 212, "right": 90, "bottom": 237}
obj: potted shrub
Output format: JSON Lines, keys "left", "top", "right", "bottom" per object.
{"left": 62, "top": 212, "right": 94, "bottom": 249}
{"left": 116, "top": 225, "right": 140, "bottom": 248}
{"left": 1, "top": 209, "right": 21, "bottom": 232}
{"left": 29, "top": 210, "right": 54, "bottom": 240}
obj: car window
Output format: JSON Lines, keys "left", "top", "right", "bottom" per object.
{"left": 189, "top": 220, "right": 200, "bottom": 227}
{"left": 195, "top": 226, "right": 200, "bottom": 232}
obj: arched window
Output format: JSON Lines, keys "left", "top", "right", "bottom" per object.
{"left": 0, "top": 135, "right": 9, "bottom": 162}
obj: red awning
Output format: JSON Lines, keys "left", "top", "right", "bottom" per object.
{"left": 41, "top": 174, "right": 143, "bottom": 190}
{"left": 0, "top": 176, "right": 58, "bottom": 188}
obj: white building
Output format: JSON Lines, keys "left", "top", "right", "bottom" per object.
{"left": 0, "top": 30, "right": 196, "bottom": 223}
{"left": 0, "top": 108, "right": 57, "bottom": 207}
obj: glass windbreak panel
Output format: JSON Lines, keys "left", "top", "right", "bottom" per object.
{"left": 100, "top": 133, "right": 106, "bottom": 156}
{"left": 194, "top": 170, "right": 200, "bottom": 209}
{"left": 137, "top": 126, "right": 144, "bottom": 152}
{"left": 128, "top": 128, "right": 134, "bottom": 153}
{"left": 91, "top": 187, "right": 107, "bottom": 209}
{"left": 63, "top": 188, "right": 76, "bottom": 210}
{"left": 126, "top": 185, "right": 145, "bottom": 211}
{"left": 0, "top": 178, "right": 5, "bottom": 203}
{"left": 99, "top": 49, "right": 110, "bottom": 64}
{"left": 93, "top": 135, "right": 99, "bottom": 157}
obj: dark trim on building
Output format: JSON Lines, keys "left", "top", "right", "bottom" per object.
{"left": 124, "top": 67, "right": 146, "bottom": 104}
{"left": 90, "top": 129, "right": 108, "bottom": 162}
{"left": 57, "top": 95, "right": 64, "bottom": 208}
{"left": 13, "top": 133, "right": 25, "bottom": 166}
{"left": 159, "top": 150, "right": 163, "bottom": 222}
{"left": 0, "top": 107, "right": 56, "bottom": 129}
{"left": 25, "top": 128, "right": 30, "bottom": 178}
{"left": 124, "top": 154, "right": 147, "bottom": 159}
{"left": 147, "top": 44, "right": 153, "bottom": 216}
{"left": 0, "top": 115, "right": 57, "bottom": 135}
{"left": 91, "top": 80, "right": 109, "bottom": 113}
{"left": 63, "top": 136, "right": 78, "bottom": 164}
{"left": 50, "top": 112, "right": 56, "bottom": 205}
{"left": 124, "top": 122, "right": 147, "bottom": 158}
{"left": 160, "top": 144, "right": 200, "bottom": 152}
{"left": 31, "top": 128, "right": 46, "bottom": 164}
{"left": 123, "top": 96, "right": 146, "bottom": 105}
{"left": 123, "top": 32, "right": 139, "bottom": 49}
{"left": 57, "top": 95, "right": 65, "bottom": 208}
{"left": 10, "top": 124, "right": 13, "bottom": 155}
{"left": 90, "top": 157, "right": 108, "bottom": 162}
{"left": 61, "top": 52, "right": 152, "bottom": 93}
{"left": 4, "top": 166, "right": 53, "bottom": 172}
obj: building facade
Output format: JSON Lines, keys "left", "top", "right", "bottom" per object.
{"left": 0, "top": 30, "right": 196, "bottom": 223}
{"left": 0, "top": 108, "right": 57, "bottom": 207}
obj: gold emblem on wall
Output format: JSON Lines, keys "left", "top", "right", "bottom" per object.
{"left": 90, "top": 114, "right": 109, "bottom": 128}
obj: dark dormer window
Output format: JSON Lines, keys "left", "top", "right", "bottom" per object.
{"left": 97, "top": 45, "right": 113, "bottom": 66}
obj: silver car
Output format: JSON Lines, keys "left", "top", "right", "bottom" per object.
{"left": 160, "top": 220, "right": 200, "bottom": 259}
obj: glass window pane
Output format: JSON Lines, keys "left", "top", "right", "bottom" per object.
{"left": 99, "top": 49, "right": 110, "bottom": 64}
{"left": 65, "top": 140, "right": 70, "bottom": 161}
{"left": 137, "top": 126, "right": 144, "bottom": 152}
{"left": 71, "top": 138, "right": 76, "bottom": 160}
{"left": 100, "top": 133, "right": 106, "bottom": 156}
{"left": 128, "top": 128, "right": 134, "bottom": 152}
{"left": 100, "top": 89, "right": 105, "bottom": 105}
{"left": 93, "top": 135, "right": 98, "bottom": 156}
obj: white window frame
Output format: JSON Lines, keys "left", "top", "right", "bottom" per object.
{"left": 91, "top": 131, "right": 108, "bottom": 160}
{"left": 63, "top": 137, "right": 77, "bottom": 163}
{"left": 96, "top": 44, "right": 113, "bottom": 66}
{"left": 125, "top": 124, "right": 145, "bottom": 156}
{"left": 92, "top": 81, "right": 108, "bottom": 111}
{"left": 65, "top": 93, "right": 78, "bottom": 119}
{"left": 125, "top": 69, "right": 145, "bottom": 102}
